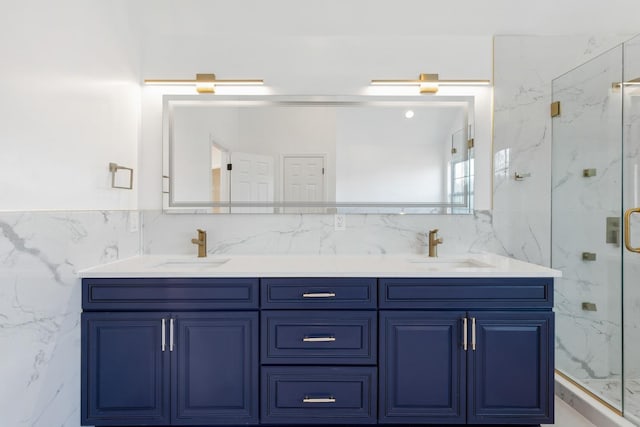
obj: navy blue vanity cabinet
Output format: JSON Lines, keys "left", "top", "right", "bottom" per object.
{"left": 81, "top": 278, "right": 259, "bottom": 426}
{"left": 379, "top": 277, "right": 554, "bottom": 425}
{"left": 82, "top": 274, "right": 554, "bottom": 426}
{"left": 260, "top": 278, "right": 378, "bottom": 424}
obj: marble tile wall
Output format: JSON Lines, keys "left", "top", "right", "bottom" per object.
{"left": 142, "top": 210, "right": 504, "bottom": 256}
{"left": 0, "top": 211, "right": 140, "bottom": 427}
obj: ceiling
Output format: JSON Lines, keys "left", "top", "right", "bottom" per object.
{"left": 134, "top": 0, "right": 640, "bottom": 37}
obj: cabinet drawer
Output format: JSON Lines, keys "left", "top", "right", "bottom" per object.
{"left": 379, "top": 278, "right": 553, "bottom": 309}
{"left": 262, "top": 366, "right": 377, "bottom": 424}
{"left": 82, "top": 278, "right": 259, "bottom": 310}
{"left": 262, "top": 311, "right": 376, "bottom": 364}
{"left": 261, "top": 278, "right": 376, "bottom": 309}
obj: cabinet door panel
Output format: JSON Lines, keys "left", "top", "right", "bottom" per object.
{"left": 172, "top": 312, "right": 259, "bottom": 425}
{"left": 82, "top": 312, "right": 170, "bottom": 426}
{"left": 468, "top": 311, "right": 554, "bottom": 424}
{"left": 379, "top": 311, "right": 466, "bottom": 424}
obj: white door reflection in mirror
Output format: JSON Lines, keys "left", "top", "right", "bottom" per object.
{"left": 283, "top": 155, "right": 326, "bottom": 213}
{"left": 229, "top": 152, "right": 274, "bottom": 213}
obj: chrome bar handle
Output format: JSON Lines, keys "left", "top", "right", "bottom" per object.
{"left": 303, "top": 337, "right": 336, "bottom": 342}
{"left": 303, "top": 397, "right": 336, "bottom": 403}
{"left": 161, "top": 319, "right": 166, "bottom": 352}
{"left": 471, "top": 317, "right": 476, "bottom": 351}
{"left": 302, "top": 292, "right": 336, "bottom": 298}
{"left": 462, "top": 317, "right": 468, "bottom": 351}
{"left": 170, "top": 318, "right": 175, "bottom": 352}
{"left": 624, "top": 208, "right": 640, "bottom": 253}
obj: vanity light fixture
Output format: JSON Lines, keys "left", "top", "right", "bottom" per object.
{"left": 144, "top": 73, "right": 264, "bottom": 94}
{"left": 371, "top": 73, "right": 490, "bottom": 94}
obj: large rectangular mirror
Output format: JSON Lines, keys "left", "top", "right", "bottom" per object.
{"left": 163, "top": 96, "right": 475, "bottom": 214}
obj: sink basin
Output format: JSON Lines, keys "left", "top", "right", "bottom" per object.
{"left": 406, "top": 257, "right": 494, "bottom": 269}
{"left": 152, "top": 258, "right": 230, "bottom": 270}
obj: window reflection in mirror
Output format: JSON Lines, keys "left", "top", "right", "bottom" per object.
{"left": 165, "top": 96, "right": 475, "bottom": 214}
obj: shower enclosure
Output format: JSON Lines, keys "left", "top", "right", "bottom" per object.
{"left": 552, "top": 34, "right": 640, "bottom": 424}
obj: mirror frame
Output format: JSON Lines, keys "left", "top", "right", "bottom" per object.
{"left": 162, "top": 95, "right": 476, "bottom": 214}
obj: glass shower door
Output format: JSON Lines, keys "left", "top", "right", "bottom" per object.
{"left": 623, "top": 33, "right": 640, "bottom": 425}
{"left": 551, "top": 45, "right": 624, "bottom": 412}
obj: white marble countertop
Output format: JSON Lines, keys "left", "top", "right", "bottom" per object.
{"left": 79, "top": 253, "right": 561, "bottom": 278}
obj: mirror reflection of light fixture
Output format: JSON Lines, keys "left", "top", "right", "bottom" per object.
{"left": 371, "top": 73, "right": 491, "bottom": 94}
{"left": 144, "top": 73, "right": 264, "bottom": 94}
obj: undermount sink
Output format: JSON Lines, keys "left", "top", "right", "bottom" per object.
{"left": 152, "top": 258, "right": 230, "bottom": 270}
{"left": 405, "top": 257, "right": 494, "bottom": 269}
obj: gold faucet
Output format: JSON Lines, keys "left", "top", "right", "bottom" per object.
{"left": 191, "top": 229, "right": 207, "bottom": 258}
{"left": 428, "top": 229, "right": 443, "bottom": 257}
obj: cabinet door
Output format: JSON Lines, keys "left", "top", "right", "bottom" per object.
{"left": 468, "top": 311, "right": 554, "bottom": 424}
{"left": 379, "top": 311, "right": 466, "bottom": 424}
{"left": 82, "top": 312, "right": 170, "bottom": 426}
{"left": 172, "top": 312, "right": 259, "bottom": 425}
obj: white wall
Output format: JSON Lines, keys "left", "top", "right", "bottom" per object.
{"left": 0, "top": 0, "right": 141, "bottom": 211}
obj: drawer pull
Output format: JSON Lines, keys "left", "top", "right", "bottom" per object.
{"left": 302, "top": 336, "right": 336, "bottom": 342}
{"left": 302, "top": 292, "right": 336, "bottom": 298}
{"left": 303, "top": 397, "right": 336, "bottom": 403}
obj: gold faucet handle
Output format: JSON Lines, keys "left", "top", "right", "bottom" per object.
{"left": 429, "top": 228, "right": 439, "bottom": 234}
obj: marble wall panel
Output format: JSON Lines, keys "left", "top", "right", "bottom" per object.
{"left": 142, "top": 210, "right": 503, "bottom": 257}
{"left": 0, "top": 211, "right": 140, "bottom": 427}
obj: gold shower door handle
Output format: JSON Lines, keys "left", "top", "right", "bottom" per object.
{"left": 624, "top": 208, "right": 640, "bottom": 253}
